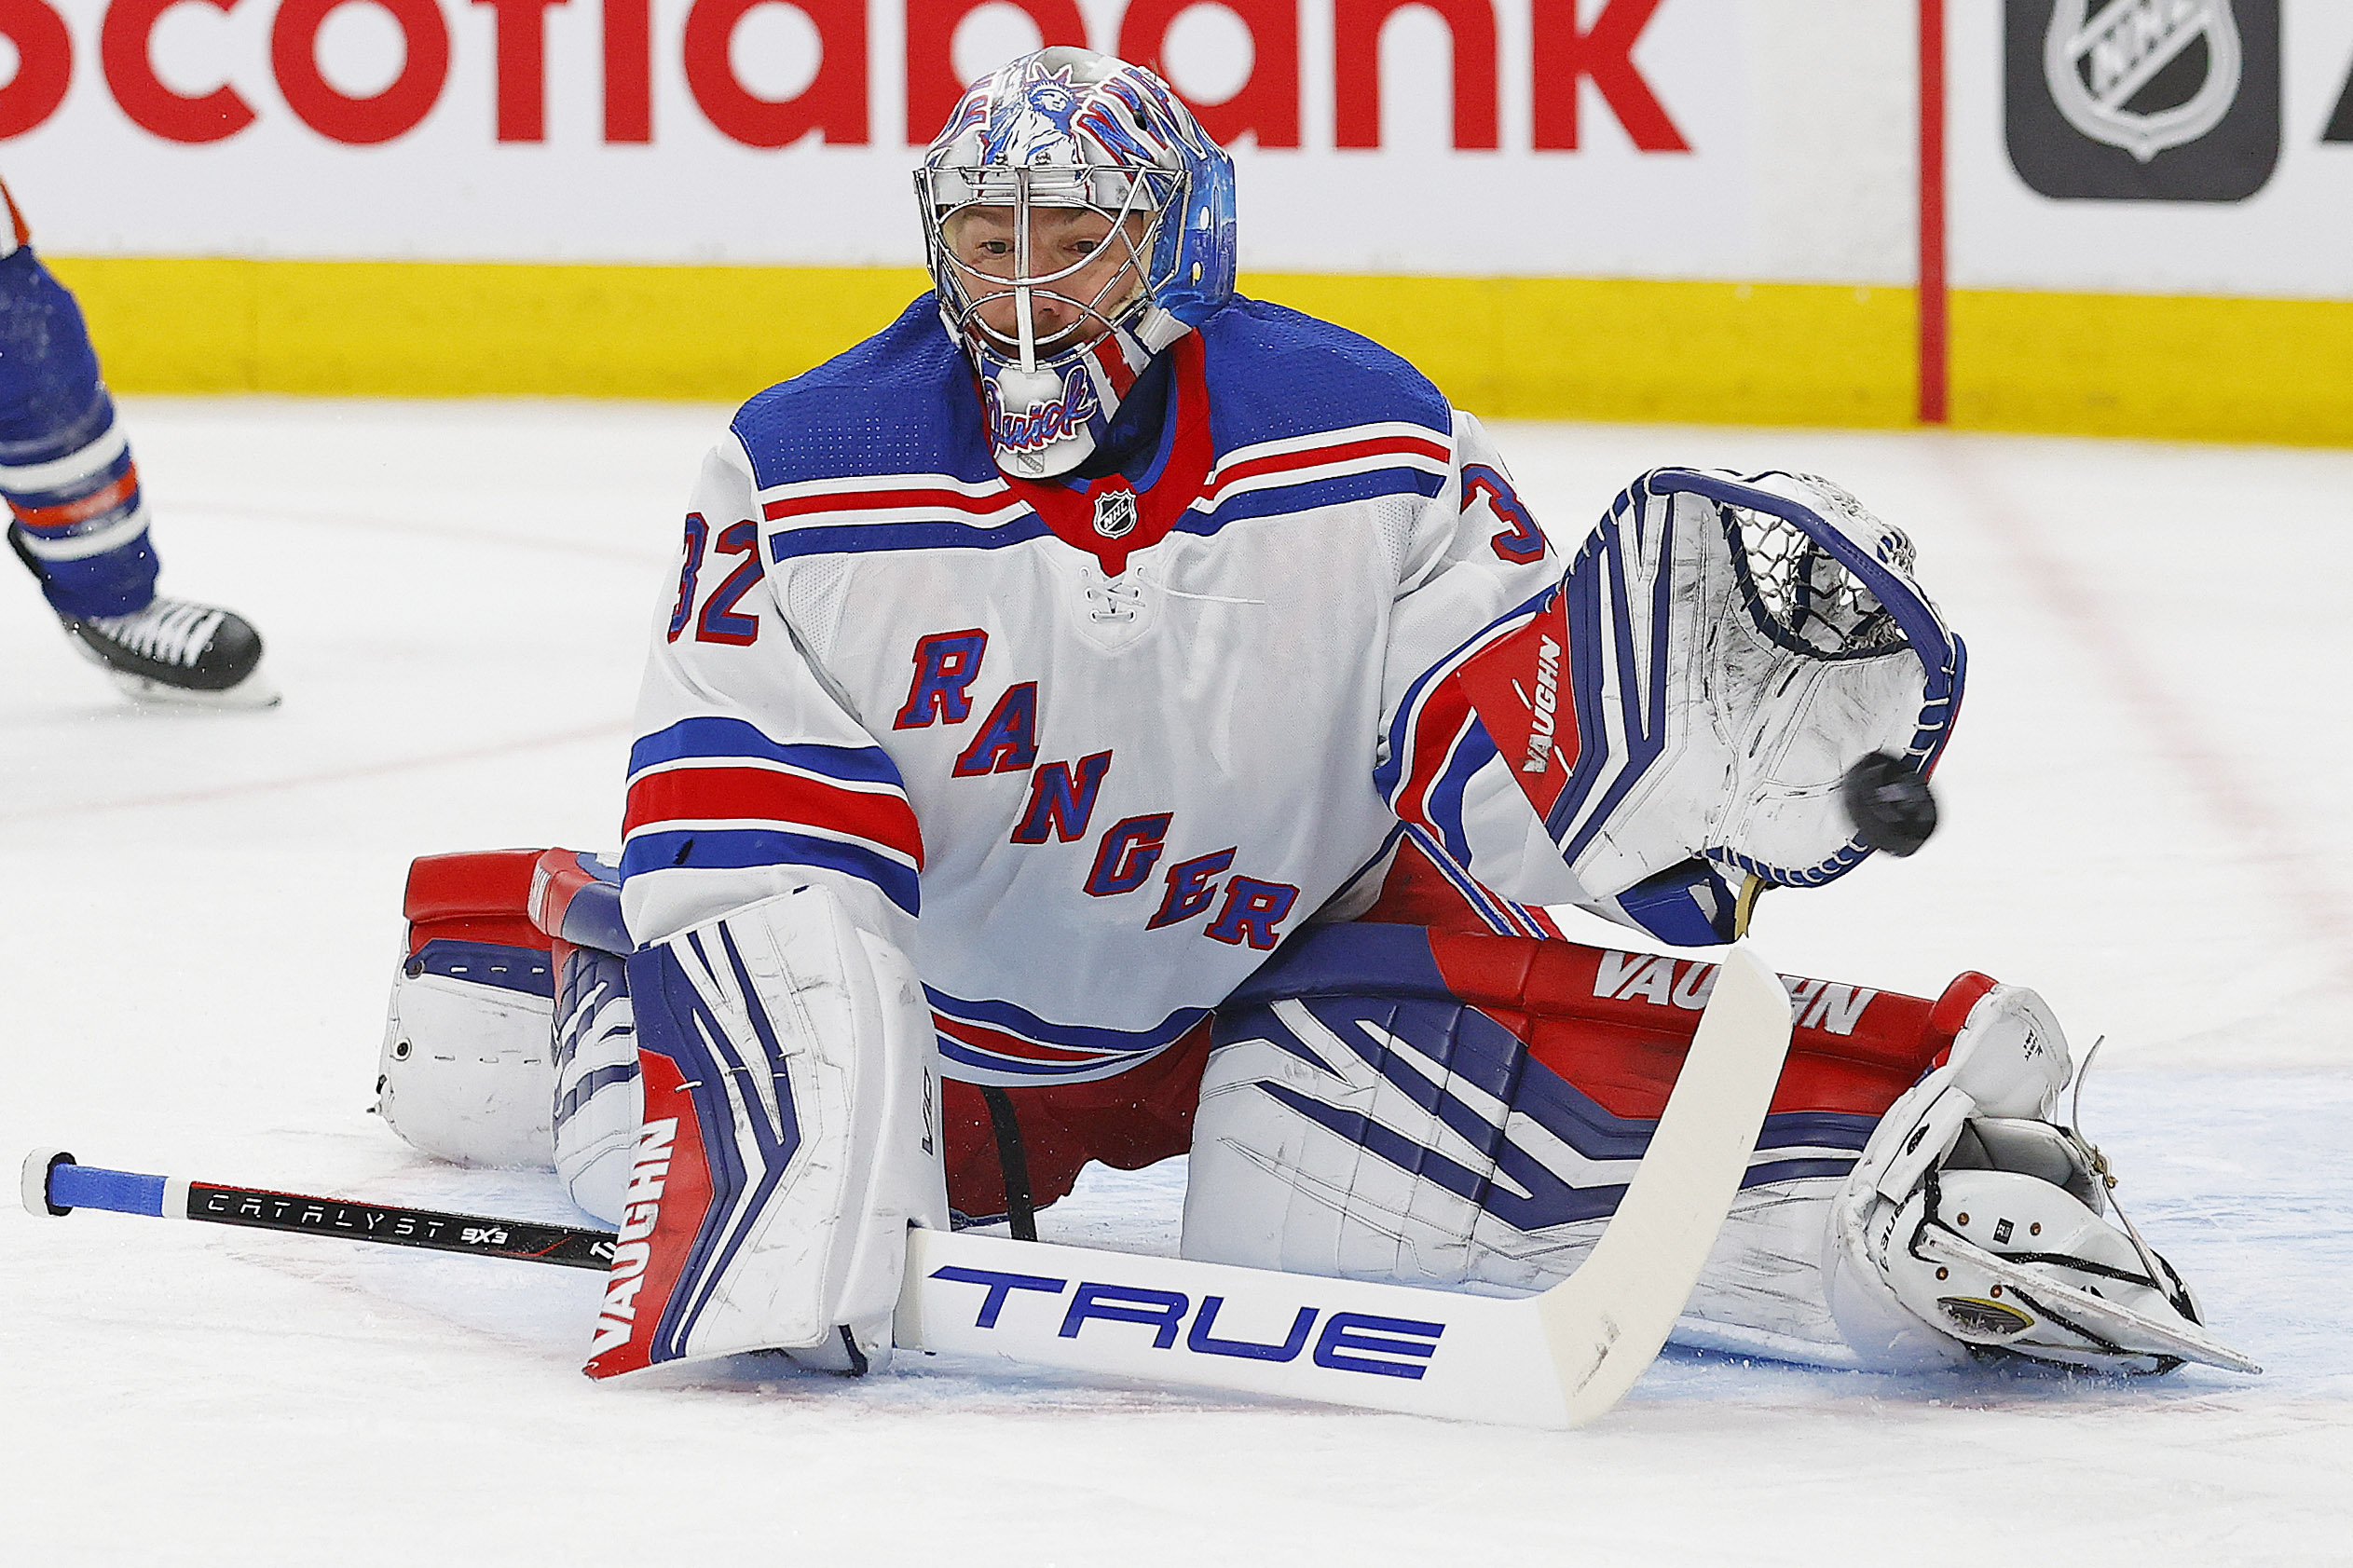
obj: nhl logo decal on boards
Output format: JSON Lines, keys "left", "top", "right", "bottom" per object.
{"left": 2045, "top": 0, "right": 2240, "bottom": 163}
{"left": 2004, "top": 0, "right": 2279, "bottom": 201}
{"left": 1093, "top": 487, "right": 1139, "bottom": 539}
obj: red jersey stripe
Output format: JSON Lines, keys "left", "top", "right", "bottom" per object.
{"left": 932, "top": 1013, "right": 1110, "bottom": 1065}
{"left": 623, "top": 766, "right": 923, "bottom": 866}
{"left": 1210, "top": 434, "right": 1450, "bottom": 496}
{"left": 1397, "top": 678, "right": 1477, "bottom": 825}
{"left": 763, "top": 484, "right": 1016, "bottom": 522}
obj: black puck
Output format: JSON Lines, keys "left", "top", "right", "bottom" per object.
{"left": 1842, "top": 752, "right": 1937, "bottom": 856}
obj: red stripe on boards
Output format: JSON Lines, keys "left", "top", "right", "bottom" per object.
{"left": 1917, "top": 0, "right": 1949, "bottom": 425}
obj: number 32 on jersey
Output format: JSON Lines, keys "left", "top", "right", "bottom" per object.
{"left": 668, "top": 512, "right": 765, "bottom": 647}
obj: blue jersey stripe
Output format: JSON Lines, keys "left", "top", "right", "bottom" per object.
{"left": 925, "top": 987, "right": 1207, "bottom": 1054}
{"left": 620, "top": 827, "right": 920, "bottom": 915}
{"left": 627, "top": 716, "right": 904, "bottom": 787}
{"left": 1180, "top": 463, "right": 1447, "bottom": 537}
{"left": 760, "top": 465, "right": 1446, "bottom": 566}
{"left": 768, "top": 513, "right": 1049, "bottom": 562}
{"left": 934, "top": 1040, "right": 1152, "bottom": 1078}
{"left": 1424, "top": 723, "right": 1498, "bottom": 868}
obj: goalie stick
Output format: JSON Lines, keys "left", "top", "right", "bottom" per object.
{"left": 22, "top": 944, "right": 1794, "bottom": 1428}
{"left": 21, "top": 1151, "right": 618, "bottom": 1269}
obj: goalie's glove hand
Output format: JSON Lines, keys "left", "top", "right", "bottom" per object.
{"left": 1826, "top": 987, "right": 2257, "bottom": 1376}
{"left": 1567, "top": 470, "right": 1963, "bottom": 916}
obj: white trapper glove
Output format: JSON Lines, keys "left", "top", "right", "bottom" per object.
{"left": 1571, "top": 470, "right": 1964, "bottom": 900}
{"left": 1826, "top": 986, "right": 2258, "bottom": 1376}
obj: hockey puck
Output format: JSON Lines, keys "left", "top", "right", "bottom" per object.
{"left": 1842, "top": 752, "right": 1937, "bottom": 856}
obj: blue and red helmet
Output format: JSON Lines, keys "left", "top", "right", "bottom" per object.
{"left": 916, "top": 48, "right": 1237, "bottom": 478}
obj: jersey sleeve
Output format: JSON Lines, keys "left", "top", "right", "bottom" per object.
{"left": 1374, "top": 412, "right": 1591, "bottom": 905}
{"left": 620, "top": 437, "right": 923, "bottom": 949}
{"left": 1375, "top": 414, "right": 1743, "bottom": 947}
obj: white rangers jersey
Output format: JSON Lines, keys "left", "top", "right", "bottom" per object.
{"left": 622, "top": 295, "right": 1601, "bottom": 1086}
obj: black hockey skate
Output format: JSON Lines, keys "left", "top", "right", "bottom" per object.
{"left": 61, "top": 595, "right": 278, "bottom": 708}
{"left": 11, "top": 522, "right": 277, "bottom": 707}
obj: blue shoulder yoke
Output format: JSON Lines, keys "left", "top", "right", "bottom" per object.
{"left": 730, "top": 294, "right": 1456, "bottom": 494}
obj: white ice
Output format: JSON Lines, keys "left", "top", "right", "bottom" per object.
{"left": 3, "top": 401, "right": 2348, "bottom": 1565}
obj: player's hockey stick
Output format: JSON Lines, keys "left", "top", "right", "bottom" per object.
{"left": 21, "top": 1152, "right": 617, "bottom": 1270}
{"left": 25, "top": 945, "right": 1793, "bottom": 1427}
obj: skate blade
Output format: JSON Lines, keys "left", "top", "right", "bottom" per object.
{"left": 103, "top": 662, "right": 283, "bottom": 711}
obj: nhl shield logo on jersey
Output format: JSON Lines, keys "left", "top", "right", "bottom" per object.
{"left": 1092, "top": 486, "right": 1138, "bottom": 539}
{"left": 2045, "top": 0, "right": 2241, "bottom": 163}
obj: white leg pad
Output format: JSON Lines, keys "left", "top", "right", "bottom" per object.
{"left": 583, "top": 883, "right": 947, "bottom": 1377}
{"left": 552, "top": 946, "right": 643, "bottom": 1224}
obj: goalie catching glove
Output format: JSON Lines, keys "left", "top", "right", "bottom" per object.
{"left": 1393, "top": 468, "right": 1966, "bottom": 950}
{"left": 1594, "top": 469, "right": 1963, "bottom": 896}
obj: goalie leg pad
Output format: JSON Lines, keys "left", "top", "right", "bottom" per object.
{"left": 1826, "top": 986, "right": 2253, "bottom": 1375}
{"left": 550, "top": 944, "right": 640, "bottom": 1225}
{"left": 1183, "top": 922, "right": 1988, "bottom": 1366}
{"left": 582, "top": 883, "right": 947, "bottom": 1380}
{"left": 535, "top": 849, "right": 641, "bottom": 1223}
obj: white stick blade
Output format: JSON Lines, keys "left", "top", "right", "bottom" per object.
{"left": 896, "top": 1228, "right": 1570, "bottom": 1426}
{"left": 1535, "top": 943, "right": 1796, "bottom": 1425}
{"left": 893, "top": 943, "right": 1793, "bottom": 1430}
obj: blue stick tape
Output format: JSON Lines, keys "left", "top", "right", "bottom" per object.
{"left": 51, "top": 1163, "right": 168, "bottom": 1217}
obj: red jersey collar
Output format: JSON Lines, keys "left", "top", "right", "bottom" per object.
{"left": 1002, "top": 334, "right": 1213, "bottom": 579}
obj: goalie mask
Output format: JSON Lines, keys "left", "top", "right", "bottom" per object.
{"left": 916, "top": 48, "right": 1238, "bottom": 479}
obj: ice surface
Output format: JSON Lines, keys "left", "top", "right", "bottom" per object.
{"left": 3, "top": 402, "right": 2348, "bottom": 1564}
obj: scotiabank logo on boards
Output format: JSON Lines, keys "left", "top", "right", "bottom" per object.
{"left": 0, "top": 0, "right": 1691, "bottom": 150}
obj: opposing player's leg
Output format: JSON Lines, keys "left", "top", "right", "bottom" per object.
{"left": 1182, "top": 923, "right": 2250, "bottom": 1374}
{"left": 0, "top": 178, "right": 273, "bottom": 707}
